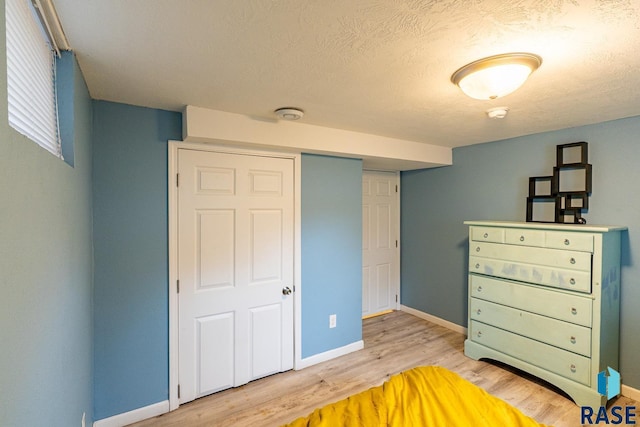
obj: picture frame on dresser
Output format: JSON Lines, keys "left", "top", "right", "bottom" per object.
{"left": 525, "top": 141, "right": 593, "bottom": 225}
{"left": 529, "top": 176, "right": 554, "bottom": 197}
{"left": 553, "top": 164, "right": 593, "bottom": 195}
{"left": 526, "top": 196, "right": 561, "bottom": 223}
{"left": 558, "top": 208, "right": 584, "bottom": 224}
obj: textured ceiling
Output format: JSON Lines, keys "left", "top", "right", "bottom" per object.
{"left": 53, "top": 0, "right": 640, "bottom": 148}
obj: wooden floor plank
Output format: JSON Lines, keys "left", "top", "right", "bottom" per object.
{"left": 129, "top": 311, "right": 637, "bottom": 427}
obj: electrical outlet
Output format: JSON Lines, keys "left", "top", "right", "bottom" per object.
{"left": 329, "top": 314, "right": 337, "bottom": 328}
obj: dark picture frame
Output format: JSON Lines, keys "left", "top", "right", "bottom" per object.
{"left": 565, "top": 192, "right": 589, "bottom": 210}
{"left": 552, "top": 164, "right": 592, "bottom": 195}
{"left": 526, "top": 196, "right": 561, "bottom": 223}
{"left": 526, "top": 142, "right": 592, "bottom": 224}
{"left": 556, "top": 141, "right": 588, "bottom": 167}
{"left": 528, "top": 176, "right": 554, "bottom": 197}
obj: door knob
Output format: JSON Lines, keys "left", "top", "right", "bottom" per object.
{"left": 282, "top": 287, "right": 292, "bottom": 295}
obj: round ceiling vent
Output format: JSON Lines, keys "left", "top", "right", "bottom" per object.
{"left": 274, "top": 107, "right": 304, "bottom": 121}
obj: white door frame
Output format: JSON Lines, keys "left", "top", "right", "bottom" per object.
{"left": 362, "top": 169, "right": 401, "bottom": 313}
{"left": 168, "top": 141, "right": 302, "bottom": 411}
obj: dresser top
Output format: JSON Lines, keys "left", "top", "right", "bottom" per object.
{"left": 464, "top": 220, "right": 627, "bottom": 233}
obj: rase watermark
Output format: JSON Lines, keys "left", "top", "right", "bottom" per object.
{"left": 581, "top": 367, "right": 636, "bottom": 425}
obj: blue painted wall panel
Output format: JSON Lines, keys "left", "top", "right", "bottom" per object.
{"left": 301, "top": 154, "right": 363, "bottom": 358}
{"left": 92, "top": 102, "right": 181, "bottom": 420}
{"left": 57, "top": 51, "right": 76, "bottom": 166}
{"left": 0, "top": 49, "right": 94, "bottom": 425}
{"left": 401, "top": 116, "right": 640, "bottom": 389}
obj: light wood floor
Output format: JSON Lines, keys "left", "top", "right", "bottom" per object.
{"left": 130, "top": 310, "right": 638, "bottom": 426}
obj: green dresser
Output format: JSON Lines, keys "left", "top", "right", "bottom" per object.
{"left": 464, "top": 221, "right": 626, "bottom": 407}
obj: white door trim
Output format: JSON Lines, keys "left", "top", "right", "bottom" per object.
{"left": 392, "top": 171, "right": 400, "bottom": 308}
{"left": 168, "top": 141, "right": 302, "bottom": 411}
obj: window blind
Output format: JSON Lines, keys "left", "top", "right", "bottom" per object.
{"left": 6, "top": 0, "right": 61, "bottom": 157}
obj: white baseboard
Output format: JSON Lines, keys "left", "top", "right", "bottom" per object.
{"left": 295, "top": 340, "right": 364, "bottom": 370}
{"left": 400, "top": 305, "right": 467, "bottom": 335}
{"left": 93, "top": 400, "right": 169, "bottom": 427}
{"left": 622, "top": 384, "right": 640, "bottom": 402}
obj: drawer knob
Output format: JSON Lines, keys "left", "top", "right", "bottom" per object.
{"left": 476, "top": 331, "right": 482, "bottom": 338}
{"left": 570, "top": 257, "right": 576, "bottom": 264}
{"left": 570, "top": 278, "right": 576, "bottom": 285}
{"left": 520, "top": 235, "right": 525, "bottom": 242}
{"left": 475, "top": 263, "right": 480, "bottom": 269}
{"left": 571, "top": 307, "right": 577, "bottom": 315}
{"left": 570, "top": 364, "right": 577, "bottom": 373}
{"left": 476, "top": 309, "right": 482, "bottom": 315}
{"left": 570, "top": 336, "right": 576, "bottom": 344}
{"left": 484, "top": 233, "right": 489, "bottom": 238}
{"left": 564, "top": 239, "right": 570, "bottom": 246}
{"left": 476, "top": 246, "right": 480, "bottom": 252}
{"left": 477, "top": 286, "right": 483, "bottom": 292}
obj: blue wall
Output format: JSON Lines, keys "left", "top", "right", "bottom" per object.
{"left": 0, "top": 46, "right": 94, "bottom": 427}
{"left": 57, "top": 52, "right": 78, "bottom": 166}
{"left": 92, "top": 102, "right": 181, "bottom": 420}
{"left": 401, "top": 116, "right": 640, "bottom": 389}
{"left": 301, "top": 154, "right": 363, "bottom": 358}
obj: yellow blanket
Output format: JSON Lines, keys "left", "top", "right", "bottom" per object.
{"left": 283, "top": 366, "right": 547, "bottom": 427}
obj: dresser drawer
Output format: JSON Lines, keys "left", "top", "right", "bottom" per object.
{"left": 470, "top": 256, "right": 592, "bottom": 293}
{"left": 505, "top": 228, "right": 545, "bottom": 247}
{"left": 471, "top": 226, "right": 504, "bottom": 243}
{"left": 546, "top": 231, "right": 594, "bottom": 252}
{"left": 469, "top": 321, "right": 591, "bottom": 386}
{"left": 470, "top": 275, "right": 592, "bottom": 327}
{"left": 472, "top": 241, "right": 591, "bottom": 272}
{"left": 470, "top": 298, "right": 591, "bottom": 356}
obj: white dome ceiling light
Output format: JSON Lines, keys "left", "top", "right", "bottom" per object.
{"left": 451, "top": 53, "right": 542, "bottom": 100}
{"left": 274, "top": 107, "right": 304, "bottom": 120}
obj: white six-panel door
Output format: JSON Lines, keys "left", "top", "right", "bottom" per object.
{"left": 362, "top": 171, "right": 399, "bottom": 317}
{"left": 177, "top": 149, "right": 294, "bottom": 404}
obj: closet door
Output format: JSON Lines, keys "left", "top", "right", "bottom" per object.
{"left": 177, "top": 148, "right": 294, "bottom": 403}
{"left": 362, "top": 170, "right": 399, "bottom": 317}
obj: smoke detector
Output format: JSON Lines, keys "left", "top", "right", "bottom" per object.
{"left": 486, "top": 107, "right": 509, "bottom": 119}
{"left": 274, "top": 107, "right": 304, "bottom": 121}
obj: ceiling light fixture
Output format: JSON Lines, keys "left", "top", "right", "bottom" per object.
{"left": 274, "top": 107, "right": 304, "bottom": 121}
{"left": 451, "top": 53, "right": 542, "bottom": 100}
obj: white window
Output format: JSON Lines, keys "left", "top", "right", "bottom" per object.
{"left": 6, "top": 0, "right": 61, "bottom": 157}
